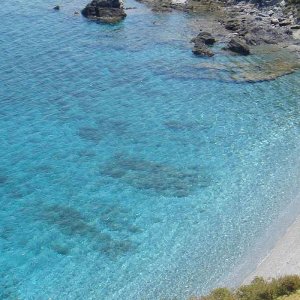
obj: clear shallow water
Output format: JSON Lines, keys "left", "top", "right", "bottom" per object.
{"left": 0, "top": 0, "right": 300, "bottom": 299}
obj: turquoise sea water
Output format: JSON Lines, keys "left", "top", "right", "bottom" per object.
{"left": 0, "top": 0, "right": 300, "bottom": 299}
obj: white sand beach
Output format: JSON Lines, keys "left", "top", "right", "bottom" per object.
{"left": 245, "top": 215, "right": 300, "bottom": 282}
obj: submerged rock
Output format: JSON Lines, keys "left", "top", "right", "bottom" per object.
{"left": 0, "top": 175, "right": 8, "bottom": 184}
{"left": 191, "top": 31, "right": 216, "bottom": 45}
{"left": 192, "top": 42, "right": 214, "bottom": 57}
{"left": 227, "top": 37, "right": 250, "bottom": 55}
{"left": 81, "top": 0, "right": 126, "bottom": 23}
{"left": 102, "top": 154, "right": 210, "bottom": 197}
{"left": 36, "top": 203, "right": 140, "bottom": 258}
{"left": 191, "top": 32, "right": 215, "bottom": 57}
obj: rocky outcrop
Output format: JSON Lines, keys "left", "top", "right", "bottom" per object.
{"left": 227, "top": 37, "right": 250, "bottom": 55}
{"left": 150, "top": 0, "right": 173, "bottom": 12}
{"left": 191, "top": 31, "right": 216, "bottom": 56}
{"left": 191, "top": 32, "right": 216, "bottom": 45}
{"left": 192, "top": 44, "right": 214, "bottom": 56}
{"left": 223, "top": 13, "right": 294, "bottom": 45}
{"left": 82, "top": 0, "right": 126, "bottom": 23}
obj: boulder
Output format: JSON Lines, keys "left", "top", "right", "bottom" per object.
{"left": 191, "top": 32, "right": 216, "bottom": 45}
{"left": 53, "top": 5, "right": 60, "bottom": 10}
{"left": 279, "top": 19, "right": 291, "bottom": 26}
{"left": 81, "top": 0, "right": 126, "bottom": 23}
{"left": 227, "top": 37, "right": 250, "bottom": 55}
{"left": 191, "top": 32, "right": 215, "bottom": 57}
{"left": 192, "top": 41, "right": 214, "bottom": 57}
{"left": 225, "top": 19, "right": 241, "bottom": 31}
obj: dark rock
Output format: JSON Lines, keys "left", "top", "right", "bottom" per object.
{"left": 82, "top": 0, "right": 126, "bottom": 23}
{"left": 279, "top": 19, "right": 291, "bottom": 26}
{"left": 227, "top": 37, "right": 250, "bottom": 55}
{"left": 191, "top": 39, "right": 214, "bottom": 56}
{"left": 192, "top": 42, "right": 214, "bottom": 57}
{"left": 53, "top": 5, "right": 60, "bottom": 10}
{"left": 191, "top": 31, "right": 215, "bottom": 57}
{"left": 74, "top": 11, "right": 80, "bottom": 15}
{"left": 225, "top": 19, "right": 241, "bottom": 31}
{"left": 191, "top": 31, "right": 216, "bottom": 45}
{"left": 291, "top": 24, "right": 300, "bottom": 29}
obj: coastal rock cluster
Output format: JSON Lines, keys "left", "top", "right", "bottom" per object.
{"left": 81, "top": 0, "right": 126, "bottom": 23}
{"left": 190, "top": 0, "right": 300, "bottom": 57}
{"left": 222, "top": 6, "right": 294, "bottom": 46}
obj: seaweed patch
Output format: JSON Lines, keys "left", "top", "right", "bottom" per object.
{"left": 102, "top": 154, "right": 211, "bottom": 197}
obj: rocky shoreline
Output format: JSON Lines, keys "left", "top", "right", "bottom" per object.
{"left": 54, "top": 0, "right": 300, "bottom": 81}
{"left": 136, "top": 0, "right": 300, "bottom": 56}
{"left": 131, "top": 0, "right": 300, "bottom": 81}
{"left": 76, "top": 0, "right": 300, "bottom": 56}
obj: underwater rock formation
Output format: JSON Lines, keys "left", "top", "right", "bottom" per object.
{"left": 102, "top": 154, "right": 210, "bottom": 197}
{"left": 37, "top": 204, "right": 140, "bottom": 258}
{"left": 82, "top": 0, "right": 127, "bottom": 23}
{"left": 0, "top": 175, "right": 8, "bottom": 184}
{"left": 77, "top": 127, "right": 102, "bottom": 143}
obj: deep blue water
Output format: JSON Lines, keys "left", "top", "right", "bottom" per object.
{"left": 0, "top": 0, "right": 299, "bottom": 299}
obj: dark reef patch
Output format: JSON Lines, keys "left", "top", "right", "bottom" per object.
{"left": 102, "top": 154, "right": 211, "bottom": 197}
{"left": 77, "top": 127, "right": 102, "bottom": 143}
{"left": 39, "top": 205, "right": 95, "bottom": 236}
{"left": 0, "top": 175, "right": 8, "bottom": 185}
{"left": 164, "top": 120, "right": 212, "bottom": 131}
{"left": 34, "top": 203, "right": 141, "bottom": 259}
{"left": 96, "top": 118, "right": 129, "bottom": 136}
{"left": 78, "top": 149, "right": 97, "bottom": 158}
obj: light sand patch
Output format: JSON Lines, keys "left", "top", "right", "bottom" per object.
{"left": 245, "top": 216, "right": 300, "bottom": 282}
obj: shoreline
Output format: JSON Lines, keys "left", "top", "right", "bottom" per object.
{"left": 245, "top": 214, "right": 300, "bottom": 282}
{"left": 218, "top": 190, "right": 300, "bottom": 290}
{"left": 131, "top": 0, "right": 300, "bottom": 290}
